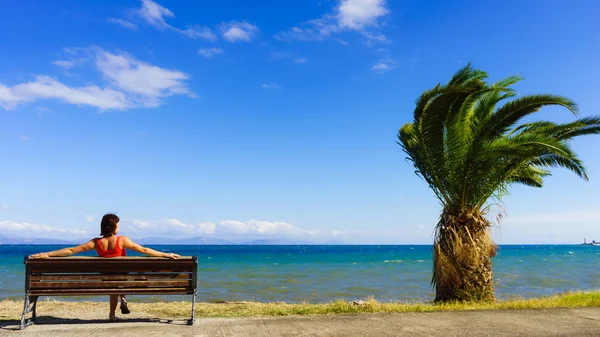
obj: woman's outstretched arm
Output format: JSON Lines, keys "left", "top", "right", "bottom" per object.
{"left": 121, "top": 236, "right": 180, "bottom": 259}
{"left": 30, "top": 240, "right": 96, "bottom": 258}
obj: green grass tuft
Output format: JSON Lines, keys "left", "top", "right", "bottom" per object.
{"left": 1, "top": 290, "right": 599, "bottom": 321}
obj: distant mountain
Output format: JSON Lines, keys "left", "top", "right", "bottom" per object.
{"left": 137, "top": 236, "right": 233, "bottom": 245}
{"left": 136, "top": 237, "right": 176, "bottom": 245}
{"left": 176, "top": 237, "right": 232, "bottom": 245}
{"left": 245, "top": 238, "right": 310, "bottom": 245}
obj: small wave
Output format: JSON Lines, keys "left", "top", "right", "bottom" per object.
{"left": 383, "top": 260, "right": 403, "bottom": 263}
{"left": 417, "top": 260, "right": 425, "bottom": 263}
{"left": 568, "top": 251, "right": 574, "bottom": 254}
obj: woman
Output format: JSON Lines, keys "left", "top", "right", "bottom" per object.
{"left": 30, "top": 213, "right": 180, "bottom": 321}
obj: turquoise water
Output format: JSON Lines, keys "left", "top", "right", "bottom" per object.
{"left": 1, "top": 245, "right": 599, "bottom": 302}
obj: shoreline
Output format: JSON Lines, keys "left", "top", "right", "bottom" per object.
{"left": 2, "top": 291, "right": 599, "bottom": 321}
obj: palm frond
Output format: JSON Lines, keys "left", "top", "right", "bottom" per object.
{"left": 530, "top": 153, "right": 588, "bottom": 180}
{"left": 483, "top": 94, "right": 578, "bottom": 139}
{"left": 491, "top": 75, "right": 522, "bottom": 90}
{"left": 399, "top": 65, "right": 598, "bottom": 214}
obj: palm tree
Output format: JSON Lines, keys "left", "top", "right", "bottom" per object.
{"left": 398, "top": 65, "right": 600, "bottom": 302}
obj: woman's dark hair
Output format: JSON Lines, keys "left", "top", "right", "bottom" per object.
{"left": 100, "top": 213, "right": 120, "bottom": 237}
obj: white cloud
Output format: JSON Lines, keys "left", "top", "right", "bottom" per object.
{"left": 0, "top": 84, "right": 21, "bottom": 107}
{"left": 338, "top": 0, "right": 388, "bottom": 30}
{"left": 94, "top": 48, "right": 191, "bottom": 106}
{"left": 198, "top": 47, "right": 224, "bottom": 58}
{"left": 362, "top": 31, "right": 389, "bottom": 45}
{"left": 177, "top": 26, "right": 218, "bottom": 41}
{"left": 164, "top": 218, "right": 195, "bottom": 230}
{"left": 112, "top": 0, "right": 217, "bottom": 41}
{"left": 198, "top": 222, "right": 216, "bottom": 234}
{"left": 0, "top": 220, "right": 90, "bottom": 236}
{"left": 52, "top": 60, "right": 76, "bottom": 69}
{"left": 217, "top": 220, "right": 341, "bottom": 238}
{"left": 371, "top": 58, "right": 396, "bottom": 72}
{"left": 275, "top": 0, "right": 388, "bottom": 43}
{"left": 221, "top": 21, "right": 259, "bottom": 42}
{"left": 218, "top": 220, "right": 249, "bottom": 234}
{"left": 20, "top": 135, "right": 30, "bottom": 141}
{"left": 0, "top": 76, "right": 129, "bottom": 110}
{"left": 2, "top": 216, "right": 348, "bottom": 242}
{"left": 107, "top": 18, "right": 138, "bottom": 31}
{"left": 122, "top": 218, "right": 340, "bottom": 240}
{"left": 138, "top": 0, "right": 173, "bottom": 29}
{"left": 85, "top": 215, "right": 95, "bottom": 223}
{"left": 219, "top": 220, "right": 297, "bottom": 235}
{"left": 261, "top": 83, "right": 281, "bottom": 89}
{"left": 127, "top": 218, "right": 216, "bottom": 235}
{"left": 51, "top": 50, "right": 90, "bottom": 70}
{"left": 294, "top": 58, "right": 308, "bottom": 64}
{"left": 275, "top": 16, "right": 339, "bottom": 42}
{"left": 0, "top": 47, "right": 193, "bottom": 111}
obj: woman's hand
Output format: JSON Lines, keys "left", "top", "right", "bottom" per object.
{"left": 163, "top": 253, "right": 180, "bottom": 259}
{"left": 30, "top": 252, "right": 50, "bottom": 259}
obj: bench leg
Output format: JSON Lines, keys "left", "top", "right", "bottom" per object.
{"left": 20, "top": 295, "right": 39, "bottom": 329}
{"left": 20, "top": 295, "right": 30, "bottom": 330}
{"left": 188, "top": 292, "right": 196, "bottom": 325}
{"left": 31, "top": 296, "right": 39, "bottom": 323}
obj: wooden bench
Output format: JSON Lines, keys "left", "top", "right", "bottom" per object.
{"left": 21, "top": 256, "right": 198, "bottom": 329}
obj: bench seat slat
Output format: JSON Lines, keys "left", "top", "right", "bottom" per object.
{"left": 29, "top": 288, "right": 193, "bottom": 295}
{"left": 31, "top": 273, "right": 191, "bottom": 281}
{"left": 31, "top": 267, "right": 193, "bottom": 274}
{"left": 31, "top": 280, "right": 191, "bottom": 289}
{"left": 27, "top": 260, "right": 196, "bottom": 266}
{"left": 26, "top": 257, "right": 195, "bottom": 262}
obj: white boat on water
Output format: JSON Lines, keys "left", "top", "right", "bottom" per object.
{"left": 582, "top": 239, "right": 600, "bottom": 246}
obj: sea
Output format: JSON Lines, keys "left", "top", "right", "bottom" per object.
{"left": 1, "top": 245, "right": 599, "bottom": 303}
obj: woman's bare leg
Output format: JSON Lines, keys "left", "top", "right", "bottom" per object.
{"left": 109, "top": 295, "right": 118, "bottom": 320}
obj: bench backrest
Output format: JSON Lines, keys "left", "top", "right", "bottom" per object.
{"left": 24, "top": 256, "right": 198, "bottom": 296}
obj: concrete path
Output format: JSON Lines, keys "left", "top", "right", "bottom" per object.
{"left": 2, "top": 307, "right": 600, "bottom": 336}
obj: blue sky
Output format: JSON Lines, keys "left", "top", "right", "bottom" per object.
{"left": 1, "top": 0, "right": 599, "bottom": 244}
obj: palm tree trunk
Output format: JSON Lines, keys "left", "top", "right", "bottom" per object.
{"left": 432, "top": 209, "right": 496, "bottom": 302}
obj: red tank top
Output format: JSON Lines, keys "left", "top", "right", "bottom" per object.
{"left": 95, "top": 236, "right": 127, "bottom": 258}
